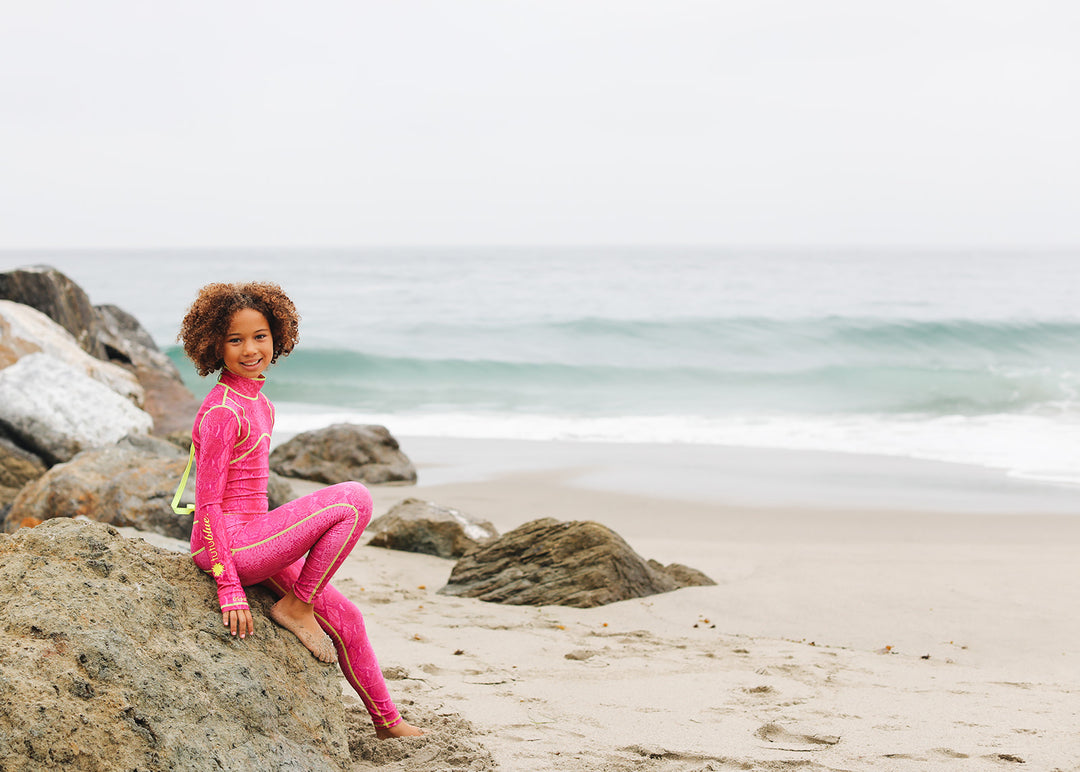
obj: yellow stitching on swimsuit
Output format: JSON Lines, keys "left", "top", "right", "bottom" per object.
{"left": 305, "top": 507, "right": 362, "bottom": 603}
{"left": 229, "top": 503, "right": 356, "bottom": 553}
{"left": 230, "top": 433, "right": 270, "bottom": 464}
{"left": 313, "top": 608, "right": 397, "bottom": 726}
{"left": 198, "top": 404, "right": 241, "bottom": 438}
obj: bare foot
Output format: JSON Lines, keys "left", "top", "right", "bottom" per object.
{"left": 376, "top": 722, "right": 424, "bottom": 739}
{"left": 269, "top": 592, "right": 337, "bottom": 664}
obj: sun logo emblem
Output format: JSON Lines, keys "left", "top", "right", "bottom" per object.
{"left": 211, "top": 563, "right": 224, "bottom": 577}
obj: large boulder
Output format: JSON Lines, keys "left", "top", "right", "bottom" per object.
{"left": 439, "top": 518, "right": 716, "bottom": 608}
{"left": 0, "top": 299, "right": 144, "bottom": 405}
{"left": 0, "top": 437, "right": 47, "bottom": 510}
{"left": 94, "top": 303, "right": 201, "bottom": 436}
{"left": 0, "top": 353, "right": 153, "bottom": 465}
{"left": 0, "top": 518, "right": 352, "bottom": 771}
{"left": 368, "top": 498, "right": 497, "bottom": 559}
{"left": 4, "top": 442, "right": 192, "bottom": 539}
{"left": 270, "top": 423, "right": 417, "bottom": 485}
{"left": 0, "top": 265, "right": 106, "bottom": 358}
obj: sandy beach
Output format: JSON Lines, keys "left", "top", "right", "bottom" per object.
{"left": 232, "top": 437, "right": 1080, "bottom": 771}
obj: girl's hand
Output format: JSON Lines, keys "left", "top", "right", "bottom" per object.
{"left": 223, "top": 608, "right": 255, "bottom": 639}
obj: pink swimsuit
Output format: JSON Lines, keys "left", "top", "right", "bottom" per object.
{"left": 190, "top": 369, "right": 400, "bottom": 729}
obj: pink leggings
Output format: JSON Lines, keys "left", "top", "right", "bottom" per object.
{"left": 209, "top": 482, "right": 400, "bottom": 729}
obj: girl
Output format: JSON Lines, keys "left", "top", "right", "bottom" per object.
{"left": 178, "top": 281, "right": 421, "bottom": 739}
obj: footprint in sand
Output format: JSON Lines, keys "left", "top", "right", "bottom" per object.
{"left": 754, "top": 722, "right": 839, "bottom": 751}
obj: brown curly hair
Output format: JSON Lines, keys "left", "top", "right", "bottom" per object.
{"left": 178, "top": 282, "right": 301, "bottom": 377}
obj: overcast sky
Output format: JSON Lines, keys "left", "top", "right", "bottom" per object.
{"left": 1, "top": 1, "right": 1077, "bottom": 249}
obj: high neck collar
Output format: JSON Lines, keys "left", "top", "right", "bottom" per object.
{"left": 218, "top": 368, "right": 266, "bottom": 398}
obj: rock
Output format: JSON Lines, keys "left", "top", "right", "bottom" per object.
{"left": 93, "top": 302, "right": 160, "bottom": 359}
{"left": 0, "top": 518, "right": 352, "bottom": 771}
{"left": 4, "top": 443, "right": 193, "bottom": 539}
{"left": 368, "top": 498, "right": 497, "bottom": 559}
{"left": 0, "top": 437, "right": 46, "bottom": 510}
{"left": 0, "top": 353, "right": 153, "bottom": 465}
{"left": 270, "top": 423, "right": 417, "bottom": 485}
{"left": 647, "top": 559, "right": 717, "bottom": 588}
{"left": 94, "top": 303, "right": 201, "bottom": 436}
{"left": 0, "top": 299, "right": 144, "bottom": 405}
{"left": 267, "top": 472, "right": 296, "bottom": 510}
{"left": 439, "top": 518, "right": 716, "bottom": 608}
{"left": 0, "top": 265, "right": 106, "bottom": 358}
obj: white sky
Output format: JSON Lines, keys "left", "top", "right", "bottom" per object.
{"left": 1, "top": 1, "right": 1077, "bottom": 249}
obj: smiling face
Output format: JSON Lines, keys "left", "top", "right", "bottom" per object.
{"left": 222, "top": 307, "right": 274, "bottom": 379}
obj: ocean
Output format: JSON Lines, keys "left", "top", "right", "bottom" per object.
{"left": 2, "top": 247, "right": 1078, "bottom": 487}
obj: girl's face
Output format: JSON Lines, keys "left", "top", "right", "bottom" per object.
{"left": 222, "top": 307, "right": 274, "bottom": 379}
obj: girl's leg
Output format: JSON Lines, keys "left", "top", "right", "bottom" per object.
{"left": 264, "top": 563, "right": 404, "bottom": 731}
{"left": 225, "top": 482, "right": 371, "bottom": 661}
{"left": 228, "top": 481, "right": 372, "bottom": 600}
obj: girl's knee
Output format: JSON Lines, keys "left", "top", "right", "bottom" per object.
{"left": 336, "top": 481, "right": 372, "bottom": 522}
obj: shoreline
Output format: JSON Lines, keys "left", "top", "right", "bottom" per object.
{"left": 390, "top": 434, "right": 1080, "bottom": 516}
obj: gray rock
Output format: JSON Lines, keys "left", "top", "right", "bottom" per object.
{"left": 94, "top": 303, "right": 201, "bottom": 436}
{"left": 0, "top": 353, "right": 153, "bottom": 465}
{"left": 0, "top": 265, "right": 106, "bottom": 357}
{"left": 0, "top": 299, "right": 144, "bottom": 405}
{"left": 439, "top": 518, "right": 716, "bottom": 608}
{"left": 0, "top": 518, "right": 352, "bottom": 771}
{"left": 93, "top": 302, "right": 160, "bottom": 358}
{"left": 270, "top": 423, "right": 417, "bottom": 485}
{"left": 4, "top": 444, "right": 192, "bottom": 539}
{"left": 0, "top": 437, "right": 46, "bottom": 510}
{"left": 267, "top": 472, "right": 296, "bottom": 510}
{"left": 368, "top": 498, "right": 497, "bottom": 559}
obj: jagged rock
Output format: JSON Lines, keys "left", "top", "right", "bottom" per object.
{"left": 439, "top": 518, "right": 716, "bottom": 608}
{"left": 0, "top": 299, "right": 144, "bottom": 405}
{"left": 0, "top": 265, "right": 106, "bottom": 358}
{"left": 0, "top": 518, "right": 352, "bottom": 771}
{"left": 368, "top": 498, "right": 497, "bottom": 559}
{"left": 0, "top": 437, "right": 46, "bottom": 510}
{"left": 0, "top": 353, "right": 153, "bottom": 465}
{"left": 270, "top": 423, "right": 417, "bottom": 485}
{"left": 4, "top": 443, "right": 193, "bottom": 539}
{"left": 94, "top": 303, "right": 201, "bottom": 436}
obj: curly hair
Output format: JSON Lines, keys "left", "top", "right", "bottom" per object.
{"left": 178, "top": 282, "right": 301, "bottom": 377}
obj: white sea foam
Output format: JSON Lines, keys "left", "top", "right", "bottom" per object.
{"left": 271, "top": 403, "right": 1080, "bottom": 489}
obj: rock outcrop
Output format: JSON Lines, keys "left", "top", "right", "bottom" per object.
{"left": 368, "top": 498, "right": 497, "bottom": 559}
{"left": 439, "top": 518, "right": 716, "bottom": 608}
{"left": 0, "top": 265, "right": 106, "bottom": 358}
{"left": 0, "top": 518, "right": 352, "bottom": 771}
{"left": 0, "top": 353, "right": 153, "bottom": 465}
{"left": 270, "top": 423, "right": 417, "bottom": 485}
{"left": 94, "top": 303, "right": 201, "bottom": 436}
{"left": 0, "top": 266, "right": 201, "bottom": 436}
{"left": 0, "top": 437, "right": 46, "bottom": 510}
{"left": 3, "top": 441, "right": 192, "bottom": 538}
{"left": 0, "top": 299, "right": 144, "bottom": 404}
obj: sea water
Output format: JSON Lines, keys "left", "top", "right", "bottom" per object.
{"left": 2, "top": 247, "right": 1078, "bottom": 486}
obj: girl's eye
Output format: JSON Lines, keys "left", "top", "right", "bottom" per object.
{"left": 227, "top": 338, "right": 241, "bottom": 344}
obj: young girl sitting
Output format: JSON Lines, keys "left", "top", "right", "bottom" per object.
{"left": 178, "top": 281, "right": 422, "bottom": 739}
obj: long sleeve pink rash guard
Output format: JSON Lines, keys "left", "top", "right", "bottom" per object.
{"left": 190, "top": 369, "right": 273, "bottom": 611}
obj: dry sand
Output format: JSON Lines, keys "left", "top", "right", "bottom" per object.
{"left": 140, "top": 438, "right": 1080, "bottom": 770}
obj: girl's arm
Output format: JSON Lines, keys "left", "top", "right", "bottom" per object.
{"left": 195, "top": 405, "right": 249, "bottom": 614}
